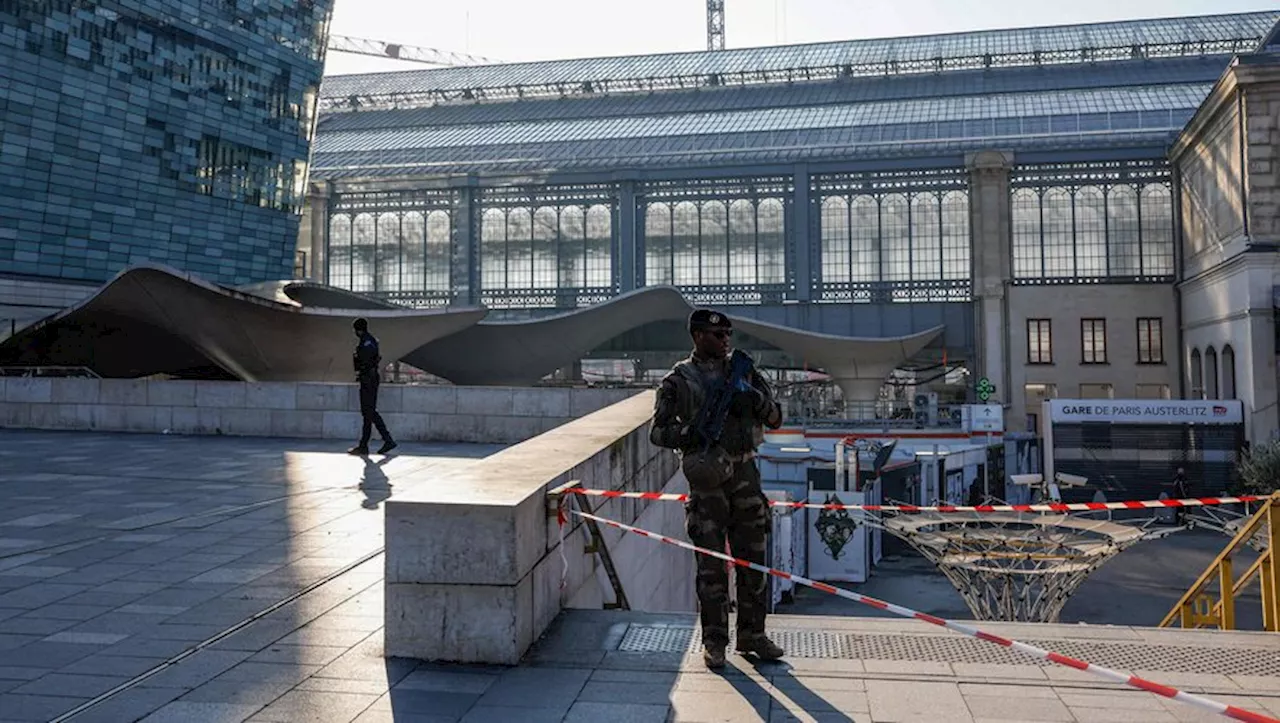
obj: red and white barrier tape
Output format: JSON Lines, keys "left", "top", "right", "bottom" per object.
{"left": 565, "top": 508, "right": 1278, "bottom": 723}
{"left": 567, "top": 488, "right": 1266, "bottom": 514}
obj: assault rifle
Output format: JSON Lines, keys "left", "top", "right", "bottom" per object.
{"left": 692, "top": 349, "right": 756, "bottom": 452}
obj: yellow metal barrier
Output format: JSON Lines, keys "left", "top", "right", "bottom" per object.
{"left": 1160, "top": 492, "right": 1280, "bottom": 630}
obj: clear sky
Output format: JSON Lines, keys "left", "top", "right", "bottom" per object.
{"left": 322, "top": 0, "right": 1280, "bottom": 76}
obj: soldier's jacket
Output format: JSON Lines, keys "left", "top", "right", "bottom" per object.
{"left": 650, "top": 351, "right": 783, "bottom": 457}
{"left": 353, "top": 331, "right": 382, "bottom": 380}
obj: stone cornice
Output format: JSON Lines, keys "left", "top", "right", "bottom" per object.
{"left": 1172, "top": 53, "right": 1280, "bottom": 161}
{"left": 1179, "top": 243, "right": 1280, "bottom": 291}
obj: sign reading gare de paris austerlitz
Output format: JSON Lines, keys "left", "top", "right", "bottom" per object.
{"left": 1045, "top": 399, "right": 1245, "bottom": 425}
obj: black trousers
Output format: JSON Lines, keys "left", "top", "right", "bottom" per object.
{"left": 358, "top": 376, "right": 391, "bottom": 446}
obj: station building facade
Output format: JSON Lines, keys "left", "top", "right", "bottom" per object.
{"left": 0, "top": 1, "right": 335, "bottom": 331}
{"left": 300, "top": 12, "right": 1276, "bottom": 442}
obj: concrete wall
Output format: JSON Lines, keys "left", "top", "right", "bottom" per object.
{"left": 0, "top": 377, "right": 637, "bottom": 445}
{"left": 565, "top": 470, "right": 695, "bottom": 613}
{"left": 1008, "top": 284, "right": 1179, "bottom": 434}
{"left": 383, "top": 391, "right": 686, "bottom": 665}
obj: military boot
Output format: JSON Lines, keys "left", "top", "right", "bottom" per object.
{"left": 703, "top": 644, "right": 726, "bottom": 670}
{"left": 736, "top": 634, "right": 785, "bottom": 661}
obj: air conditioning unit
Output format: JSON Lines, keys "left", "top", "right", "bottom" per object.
{"left": 912, "top": 391, "right": 939, "bottom": 428}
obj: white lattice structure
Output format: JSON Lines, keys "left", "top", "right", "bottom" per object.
{"left": 878, "top": 513, "right": 1148, "bottom": 622}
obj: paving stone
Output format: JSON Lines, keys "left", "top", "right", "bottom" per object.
{"left": 964, "top": 694, "right": 1073, "bottom": 721}
{"left": 58, "top": 653, "right": 170, "bottom": 678}
{"left": 139, "top": 700, "right": 263, "bottom": 722}
{"left": 0, "top": 666, "right": 48, "bottom": 682}
{"left": 61, "top": 686, "right": 188, "bottom": 723}
{"left": 248, "top": 689, "right": 382, "bottom": 722}
{"left": 866, "top": 680, "right": 974, "bottom": 722}
{"left": 459, "top": 706, "right": 569, "bottom": 723}
{"left": 0, "top": 693, "right": 87, "bottom": 722}
{"left": 0, "top": 615, "right": 76, "bottom": 635}
{"left": 42, "top": 631, "right": 129, "bottom": 645}
{"left": 565, "top": 701, "right": 672, "bottom": 723}
{"left": 0, "top": 565, "right": 74, "bottom": 578}
{"left": 395, "top": 669, "right": 499, "bottom": 695}
{"left": 578, "top": 680, "right": 677, "bottom": 705}
{"left": 294, "top": 676, "right": 394, "bottom": 695}
{"left": 477, "top": 666, "right": 592, "bottom": 710}
{"left": 378, "top": 688, "right": 480, "bottom": 717}
{"left": 21, "top": 603, "right": 114, "bottom": 621}
{"left": 6, "top": 640, "right": 101, "bottom": 667}
{"left": 247, "top": 643, "right": 351, "bottom": 666}
{"left": 213, "top": 661, "right": 322, "bottom": 686}
{"left": 177, "top": 678, "right": 299, "bottom": 707}
{"left": 10, "top": 672, "right": 130, "bottom": 698}
{"left": 118, "top": 604, "right": 190, "bottom": 616}
{"left": 668, "top": 690, "right": 771, "bottom": 722}
{"left": 135, "top": 649, "right": 254, "bottom": 690}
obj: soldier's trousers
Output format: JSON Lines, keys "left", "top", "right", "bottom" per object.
{"left": 685, "top": 458, "right": 770, "bottom": 649}
{"left": 358, "top": 376, "right": 391, "bottom": 446}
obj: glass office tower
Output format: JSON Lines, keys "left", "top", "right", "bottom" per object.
{"left": 0, "top": 1, "right": 334, "bottom": 287}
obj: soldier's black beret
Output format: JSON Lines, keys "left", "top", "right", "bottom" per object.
{"left": 688, "top": 308, "right": 732, "bottom": 332}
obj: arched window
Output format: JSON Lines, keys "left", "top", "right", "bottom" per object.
{"left": 376, "top": 213, "right": 401, "bottom": 292}
{"left": 328, "top": 214, "right": 352, "bottom": 288}
{"left": 584, "top": 204, "right": 612, "bottom": 289}
{"left": 756, "top": 199, "right": 786, "bottom": 285}
{"left": 1205, "top": 347, "right": 1220, "bottom": 400}
{"left": 1190, "top": 348, "right": 1203, "bottom": 399}
{"left": 644, "top": 203, "right": 673, "bottom": 286}
{"left": 1222, "top": 345, "right": 1237, "bottom": 400}
{"left": 1074, "top": 186, "right": 1106, "bottom": 278}
{"left": 941, "top": 191, "right": 969, "bottom": 280}
{"left": 1011, "top": 188, "right": 1042, "bottom": 279}
{"left": 820, "top": 196, "right": 849, "bottom": 284}
{"left": 351, "top": 213, "right": 376, "bottom": 292}
{"left": 401, "top": 211, "right": 425, "bottom": 292}
{"left": 425, "top": 210, "right": 451, "bottom": 292}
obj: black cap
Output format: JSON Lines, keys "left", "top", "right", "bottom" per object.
{"left": 688, "top": 308, "right": 731, "bottom": 333}
{"left": 353, "top": 318, "right": 368, "bottom": 332}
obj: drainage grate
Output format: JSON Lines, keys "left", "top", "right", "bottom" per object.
{"left": 616, "top": 624, "right": 1280, "bottom": 676}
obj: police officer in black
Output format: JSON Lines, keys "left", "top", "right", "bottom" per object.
{"left": 349, "top": 318, "right": 397, "bottom": 456}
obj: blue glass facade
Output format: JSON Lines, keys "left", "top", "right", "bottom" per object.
{"left": 0, "top": 1, "right": 334, "bottom": 285}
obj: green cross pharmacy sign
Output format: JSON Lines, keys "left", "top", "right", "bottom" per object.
{"left": 976, "top": 377, "right": 997, "bottom": 402}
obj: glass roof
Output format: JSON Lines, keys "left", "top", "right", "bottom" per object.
{"left": 313, "top": 84, "right": 1210, "bottom": 155}
{"left": 317, "top": 56, "right": 1227, "bottom": 134}
{"left": 318, "top": 11, "right": 1276, "bottom": 107}
{"left": 311, "top": 126, "right": 1183, "bottom": 179}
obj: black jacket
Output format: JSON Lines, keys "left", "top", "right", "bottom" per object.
{"left": 353, "top": 331, "right": 382, "bottom": 379}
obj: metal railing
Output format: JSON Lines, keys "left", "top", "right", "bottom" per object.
{"left": 780, "top": 398, "right": 966, "bottom": 429}
{"left": 1159, "top": 492, "right": 1280, "bottom": 631}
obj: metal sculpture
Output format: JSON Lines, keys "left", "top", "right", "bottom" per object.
{"left": 876, "top": 512, "right": 1150, "bottom": 623}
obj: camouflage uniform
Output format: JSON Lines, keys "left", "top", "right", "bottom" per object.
{"left": 650, "top": 349, "right": 783, "bottom": 655}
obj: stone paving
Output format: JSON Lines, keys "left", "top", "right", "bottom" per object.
{"left": 3, "top": 429, "right": 1280, "bottom": 722}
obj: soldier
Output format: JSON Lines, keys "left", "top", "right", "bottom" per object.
{"left": 348, "top": 318, "right": 397, "bottom": 456}
{"left": 649, "top": 308, "right": 785, "bottom": 669}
